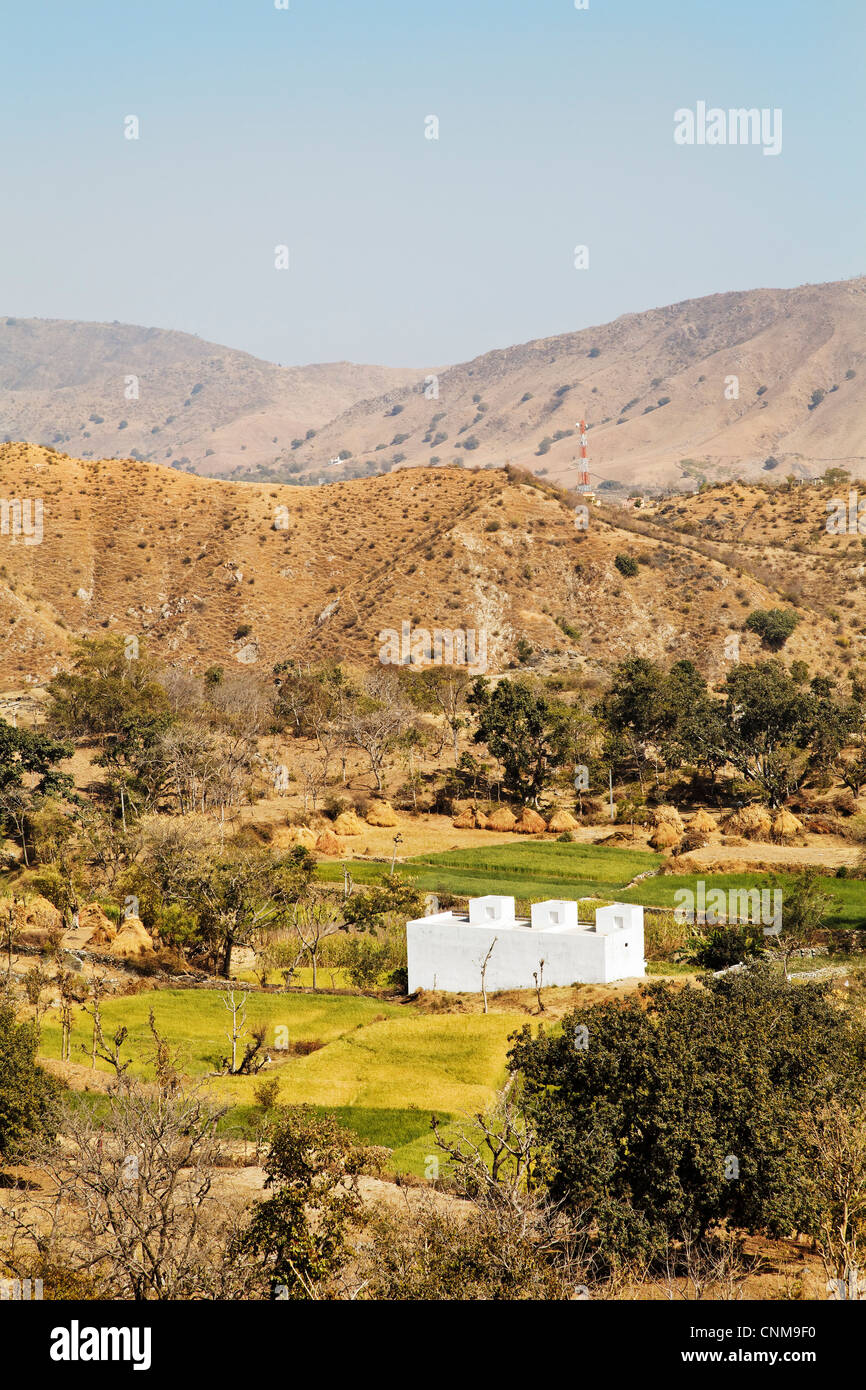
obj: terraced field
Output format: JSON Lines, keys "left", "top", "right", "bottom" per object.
{"left": 40, "top": 990, "right": 525, "bottom": 1175}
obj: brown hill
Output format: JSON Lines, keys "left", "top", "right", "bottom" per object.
{"left": 0, "top": 443, "right": 851, "bottom": 690}
{"left": 271, "top": 276, "right": 866, "bottom": 491}
{"left": 0, "top": 317, "right": 420, "bottom": 480}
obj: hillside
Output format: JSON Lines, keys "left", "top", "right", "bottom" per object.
{"left": 0, "top": 318, "right": 419, "bottom": 479}
{"left": 270, "top": 277, "right": 866, "bottom": 491}
{"left": 3, "top": 280, "right": 864, "bottom": 495}
{"left": 0, "top": 442, "right": 850, "bottom": 691}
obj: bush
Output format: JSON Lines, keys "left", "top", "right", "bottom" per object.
{"left": 614, "top": 554, "right": 639, "bottom": 577}
{"left": 744, "top": 607, "right": 799, "bottom": 649}
{"left": 684, "top": 924, "right": 764, "bottom": 970}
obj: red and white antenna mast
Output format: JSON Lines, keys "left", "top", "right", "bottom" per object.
{"left": 577, "top": 417, "right": 590, "bottom": 492}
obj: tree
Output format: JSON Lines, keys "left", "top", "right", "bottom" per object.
{"left": 768, "top": 868, "right": 834, "bottom": 980}
{"left": 360, "top": 1088, "right": 595, "bottom": 1300}
{"left": 802, "top": 1099, "right": 866, "bottom": 1297}
{"left": 190, "top": 846, "right": 315, "bottom": 977}
{"left": 744, "top": 607, "right": 800, "bottom": 650}
{"left": 600, "top": 658, "right": 707, "bottom": 786}
{"left": 403, "top": 666, "right": 473, "bottom": 767}
{"left": 46, "top": 635, "right": 171, "bottom": 741}
{"left": 0, "top": 1024, "right": 251, "bottom": 1299}
{"left": 234, "top": 1106, "right": 371, "bottom": 1299}
{"left": 717, "top": 661, "right": 820, "bottom": 806}
{"left": 509, "top": 968, "right": 866, "bottom": 1263}
{"left": 0, "top": 717, "right": 73, "bottom": 863}
{"left": 467, "top": 678, "right": 554, "bottom": 803}
{"left": 340, "top": 671, "right": 412, "bottom": 793}
{"left": 0, "top": 1001, "right": 61, "bottom": 1167}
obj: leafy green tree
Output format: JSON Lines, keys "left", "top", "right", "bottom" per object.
{"left": 467, "top": 678, "right": 554, "bottom": 803}
{"left": 0, "top": 718, "right": 73, "bottom": 863}
{"left": 234, "top": 1106, "right": 370, "bottom": 1298}
{"left": 744, "top": 608, "right": 800, "bottom": 650}
{"left": 0, "top": 1002, "right": 62, "bottom": 1166}
{"left": 509, "top": 969, "right": 866, "bottom": 1262}
{"left": 190, "top": 846, "right": 315, "bottom": 976}
{"left": 46, "top": 635, "right": 171, "bottom": 739}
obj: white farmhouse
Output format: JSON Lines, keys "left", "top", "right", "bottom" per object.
{"left": 406, "top": 895, "right": 645, "bottom": 994}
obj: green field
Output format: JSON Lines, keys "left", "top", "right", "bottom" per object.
{"left": 41, "top": 990, "right": 525, "bottom": 1174}
{"left": 321, "top": 843, "right": 866, "bottom": 931}
{"left": 318, "top": 841, "right": 662, "bottom": 905}
{"left": 618, "top": 871, "right": 866, "bottom": 931}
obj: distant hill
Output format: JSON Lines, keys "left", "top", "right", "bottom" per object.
{"left": 0, "top": 442, "right": 853, "bottom": 692}
{"left": 2, "top": 279, "right": 864, "bottom": 492}
{"left": 268, "top": 277, "right": 866, "bottom": 491}
{"left": 0, "top": 318, "right": 420, "bottom": 479}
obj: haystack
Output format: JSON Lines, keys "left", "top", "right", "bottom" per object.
{"left": 365, "top": 801, "right": 399, "bottom": 827}
{"left": 547, "top": 808, "right": 578, "bottom": 833}
{"left": 289, "top": 826, "right": 317, "bottom": 850}
{"left": 724, "top": 805, "right": 773, "bottom": 842}
{"left": 109, "top": 917, "right": 154, "bottom": 959}
{"left": 314, "top": 830, "right": 345, "bottom": 856}
{"left": 514, "top": 807, "right": 547, "bottom": 834}
{"left": 772, "top": 808, "right": 804, "bottom": 844}
{"left": 652, "top": 805, "right": 684, "bottom": 834}
{"left": 649, "top": 822, "right": 681, "bottom": 851}
{"left": 486, "top": 806, "right": 517, "bottom": 831}
{"left": 0, "top": 894, "right": 63, "bottom": 939}
{"left": 80, "top": 903, "right": 117, "bottom": 948}
{"left": 333, "top": 810, "right": 366, "bottom": 837}
{"left": 452, "top": 808, "right": 477, "bottom": 829}
{"left": 473, "top": 808, "right": 489, "bottom": 829}
{"left": 690, "top": 809, "right": 717, "bottom": 835}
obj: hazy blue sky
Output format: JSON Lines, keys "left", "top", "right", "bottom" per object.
{"left": 2, "top": 0, "right": 863, "bottom": 367}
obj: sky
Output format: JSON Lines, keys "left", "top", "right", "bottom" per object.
{"left": 1, "top": 0, "right": 863, "bottom": 368}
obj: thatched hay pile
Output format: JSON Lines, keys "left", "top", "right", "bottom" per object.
{"left": 452, "top": 807, "right": 476, "bottom": 829}
{"left": 0, "top": 894, "right": 63, "bottom": 943}
{"left": 109, "top": 917, "right": 154, "bottom": 959}
{"left": 689, "top": 809, "right": 717, "bottom": 835}
{"left": 772, "top": 808, "right": 804, "bottom": 844}
{"left": 652, "top": 805, "right": 685, "bottom": 834}
{"left": 486, "top": 806, "right": 517, "bottom": 832}
{"left": 365, "top": 801, "right": 399, "bottom": 827}
{"left": 288, "top": 825, "right": 317, "bottom": 850}
{"left": 514, "top": 807, "right": 547, "bottom": 834}
{"left": 547, "top": 808, "right": 578, "bottom": 832}
{"left": 80, "top": 903, "right": 117, "bottom": 948}
{"left": 723, "top": 805, "right": 773, "bottom": 841}
{"left": 333, "top": 810, "right": 366, "bottom": 837}
{"left": 649, "top": 822, "right": 682, "bottom": 851}
{"left": 314, "top": 830, "right": 345, "bottom": 856}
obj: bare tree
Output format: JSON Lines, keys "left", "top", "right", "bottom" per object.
{"left": 803, "top": 1099, "right": 866, "bottom": 1298}
{"left": 479, "top": 939, "right": 497, "bottom": 1014}
{"left": 0, "top": 1074, "right": 252, "bottom": 1300}
{"left": 219, "top": 990, "right": 268, "bottom": 1076}
{"left": 290, "top": 899, "right": 344, "bottom": 990}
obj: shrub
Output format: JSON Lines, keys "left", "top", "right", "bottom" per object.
{"left": 614, "top": 554, "right": 639, "bottom": 577}
{"left": 744, "top": 607, "right": 799, "bottom": 649}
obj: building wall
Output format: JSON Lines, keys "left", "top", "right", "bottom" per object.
{"left": 406, "top": 914, "right": 645, "bottom": 993}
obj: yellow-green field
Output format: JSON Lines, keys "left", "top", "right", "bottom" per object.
{"left": 40, "top": 990, "right": 526, "bottom": 1173}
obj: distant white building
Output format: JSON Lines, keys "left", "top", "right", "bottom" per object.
{"left": 406, "top": 895, "right": 645, "bottom": 994}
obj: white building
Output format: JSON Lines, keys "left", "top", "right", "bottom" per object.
{"left": 406, "top": 895, "right": 645, "bottom": 994}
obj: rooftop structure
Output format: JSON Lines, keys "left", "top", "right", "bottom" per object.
{"left": 407, "top": 895, "right": 645, "bottom": 993}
